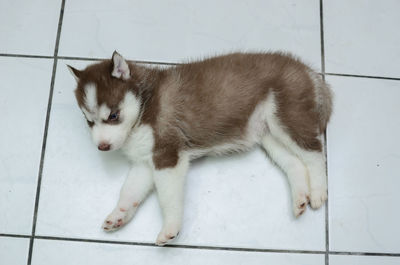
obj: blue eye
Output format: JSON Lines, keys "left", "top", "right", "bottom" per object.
{"left": 108, "top": 111, "right": 120, "bottom": 121}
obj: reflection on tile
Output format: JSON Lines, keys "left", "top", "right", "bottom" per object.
{"left": 327, "top": 76, "right": 400, "bottom": 253}
{"left": 0, "top": 58, "right": 53, "bottom": 234}
{"left": 324, "top": 0, "right": 400, "bottom": 78}
{"left": 0, "top": 237, "right": 30, "bottom": 265}
{"left": 60, "top": 0, "right": 321, "bottom": 69}
{"left": 32, "top": 239, "right": 325, "bottom": 265}
{"left": 330, "top": 255, "right": 400, "bottom": 265}
{"left": 35, "top": 60, "right": 325, "bottom": 250}
{"left": 0, "top": 0, "right": 61, "bottom": 55}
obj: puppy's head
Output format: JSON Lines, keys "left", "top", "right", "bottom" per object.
{"left": 68, "top": 52, "right": 141, "bottom": 151}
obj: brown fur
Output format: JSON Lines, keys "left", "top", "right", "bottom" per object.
{"left": 72, "top": 61, "right": 135, "bottom": 110}
{"left": 72, "top": 52, "right": 332, "bottom": 169}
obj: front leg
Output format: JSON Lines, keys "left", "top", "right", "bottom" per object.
{"left": 152, "top": 152, "right": 189, "bottom": 246}
{"left": 102, "top": 162, "right": 154, "bottom": 231}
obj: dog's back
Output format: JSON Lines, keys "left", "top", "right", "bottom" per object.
{"left": 145, "top": 52, "right": 332, "bottom": 155}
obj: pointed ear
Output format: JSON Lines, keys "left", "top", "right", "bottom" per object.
{"left": 67, "top": 65, "right": 82, "bottom": 82}
{"left": 111, "top": 51, "right": 130, "bottom": 80}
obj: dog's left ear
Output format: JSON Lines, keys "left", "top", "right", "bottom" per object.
{"left": 111, "top": 51, "right": 130, "bottom": 80}
{"left": 67, "top": 65, "right": 82, "bottom": 82}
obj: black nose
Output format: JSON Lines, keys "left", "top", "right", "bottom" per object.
{"left": 98, "top": 143, "right": 111, "bottom": 151}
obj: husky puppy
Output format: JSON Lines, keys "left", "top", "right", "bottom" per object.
{"left": 68, "top": 51, "right": 332, "bottom": 245}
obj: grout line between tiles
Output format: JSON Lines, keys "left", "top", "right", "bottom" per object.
{"left": 1, "top": 232, "right": 400, "bottom": 257}
{"left": 2, "top": 235, "right": 391, "bottom": 257}
{"left": 324, "top": 131, "right": 329, "bottom": 265}
{"left": 26, "top": 0, "right": 66, "bottom": 265}
{"left": 34, "top": 235, "right": 325, "bottom": 255}
{"left": 0, "top": 234, "right": 32, "bottom": 239}
{"left": 319, "top": 1, "right": 329, "bottom": 265}
{"left": 57, "top": 55, "right": 180, "bottom": 66}
{"left": 325, "top": 72, "right": 400, "bottom": 81}
{"left": 319, "top": 0, "right": 325, "bottom": 75}
{"left": 329, "top": 251, "right": 400, "bottom": 257}
{"left": 2, "top": 52, "right": 400, "bottom": 81}
{"left": 0, "top": 53, "right": 53, "bottom": 59}
{"left": 0, "top": 53, "right": 179, "bottom": 66}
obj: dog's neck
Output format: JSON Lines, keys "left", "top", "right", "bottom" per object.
{"left": 128, "top": 63, "right": 166, "bottom": 128}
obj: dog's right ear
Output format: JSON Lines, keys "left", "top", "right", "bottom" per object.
{"left": 111, "top": 51, "right": 130, "bottom": 80}
{"left": 67, "top": 65, "right": 82, "bottom": 82}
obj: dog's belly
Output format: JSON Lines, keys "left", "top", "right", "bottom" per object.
{"left": 187, "top": 97, "right": 273, "bottom": 160}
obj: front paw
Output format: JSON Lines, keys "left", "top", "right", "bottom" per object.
{"left": 293, "top": 191, "right": 310, "bottom": 218}
{"left": 155, "top": 223, "right": 180, "bottom": 246}
{"left": 310, "top": 187, "right": 327, "bottom": 209}
{"left": 102, "top": 207, "right": 136, "bottom": 232}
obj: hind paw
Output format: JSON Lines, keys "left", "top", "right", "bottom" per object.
{"left": 310, "top": 187, "right": 327, "bottom": 209}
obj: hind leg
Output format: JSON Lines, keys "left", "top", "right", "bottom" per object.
{"left": 264, "top": 91, "right": 328, "bottom": 211}
{"left": 286, "top": 137, "right": 327, "bottom": 209}
{"left": 262, "top": 134, "right": 310, "bottom": 217}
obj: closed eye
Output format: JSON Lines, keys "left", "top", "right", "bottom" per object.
{"left": 87, "top": 120, "right": 94, "bottom": 127}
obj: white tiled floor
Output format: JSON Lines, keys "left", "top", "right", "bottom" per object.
{"left": 59, "top": 0, "right": 321, "bottom": 68}
{"left": 1, "top": 0, "right": 400, "bottom": 264}
{"left": 330, "top": 255, "right": 400, "bottom": 265}
{"left": 324, "top": 0, "right": 400, "bottom": 78}
{"left": 0, "top": 0, "right": 61, "bottom": 56}
{"left": 327, "top": 76, "right": 400, "bottom": 253}
{"left": 0, "top": 58, "right": 53, "bottom": 235}
{"left": 0, "top": 237, "right": 30, "bottom": 265}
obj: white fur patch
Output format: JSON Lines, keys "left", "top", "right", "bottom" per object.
{"left": 122, "top": 124, "right": 154, "bottom": 163}
{"left": 84, "top": 91, "right": 142, "bottom": 151}
{"left": 99, "top": 104, "right": 111, "bottom": 121}
{"left": 92, "top": 123, "right": 125, "bottom": 148}
{"left": 84, "top": 83, "right": 97, "bottom": 113}
{"left": 82, "top": 108, "right": 93, "bottom": 122}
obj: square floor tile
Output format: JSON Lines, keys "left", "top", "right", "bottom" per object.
{"left": 327, "top": 76, "right": 400, "bottom": 253}
{"left": 0, "top": 0, "right": 61, "bottom": 55}
{"left": 324, "top": 0, "right": 400, "bottom": 78}
{"left": 0, "top": 237, "right": 30, "bottom": 265}
{"left": 35, "top": 60, "right": 325, "bottom": 250}
{"left": 32, "top": 239, "right": 325, "bottom": 265}
{"left": 59, "top": 0, "right": 321, "bottom": 69}
{"left": 0, "top": 58, "right": 53, "bottom": 234}
{"left": 330, "top": 255, "right": 400, "bottom": 265}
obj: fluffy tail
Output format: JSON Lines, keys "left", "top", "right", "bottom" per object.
{"left": 310, "top": 71, "right": 333, "bottom": 133}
